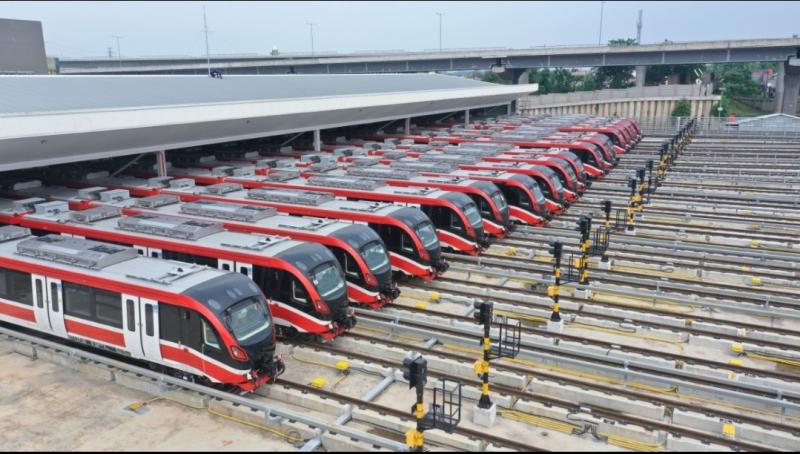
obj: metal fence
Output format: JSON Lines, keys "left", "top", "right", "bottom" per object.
{"left": 639, "top": 116, "right": 800, "bottom": 139}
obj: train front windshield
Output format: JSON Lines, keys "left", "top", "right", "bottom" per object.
{"left": 490, "top": 190, "right": 508, "bottom": 213}
{"left": 361, "top": 241, "right": 391, "bottom": 275}
{"left": 310, "top": 262, "right": 347, "bottom": 300}
{"left": 226, "top": 296, "right": 273, "bottom": 344}
{"left": 463, "top": 202, "right": 483, "bottom": 230}
{"left": 514, "top": 175, "right": 547, "bottom": 210}
{"left": 414, "top": 221, "right": 440, "bottom": 249}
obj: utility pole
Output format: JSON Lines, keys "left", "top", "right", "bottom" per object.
{"left": 107, "top": 47, "right": 113, "bottom": 59}
{"left": 598, "top": 1, "right": 606, "bottom": 45}
{"left": 112, "top": 35, "right": 122, "bottom": 68}
{"left": 203, "top": 5, "right": 211, "bottom": 75}
{"left": 306, "top": 22, "right": 316, "bottom": 56}
{"left": 436, "top": 12, "right": 444, "bottom": 51}
{"left": 636, "top": 9, "right": 643, "bottom": 44}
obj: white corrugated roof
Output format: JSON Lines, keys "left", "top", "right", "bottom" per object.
{"left": 0, "top": 74, "right": 536, "bottom": 171}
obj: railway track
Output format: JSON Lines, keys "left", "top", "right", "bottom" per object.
{"left": 401, "top": 276, "right": 800, "bottom": 352}
{"left": 443, "top": 252, "right": 800, "bottom": 311}
{"left": 291, "top": 337, "right": 786, "bottom": 452}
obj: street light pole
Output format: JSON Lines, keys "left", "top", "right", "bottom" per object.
{"left": 112, "top": 35, "right": 122, "bottom": 68}
{"left": 203, "top": 6, "right": 211, "bottom": 75}
{"left": 436, "top": 12, "right": 443, "bottom": 51}
{"left": 306, "top": 22, "right": 316, "bottom": 56}
{"left": 598, "top": 1, "right": 606, "bottom": 45}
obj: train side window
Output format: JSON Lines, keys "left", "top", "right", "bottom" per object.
{"left": 126, "top": 299, "right": 136, "bottom": 332}
{"left": 145, "top": 305, "right": 154, "bottom": 336}
{"left": 95, "top": 289, "right": 123, "bottom": 329}
{"left": 158, "top": 304, "right": 181, "bottom": 343}
{"left": 222, "top": 263, "right": 231, "bottom": 271}
{"left": 35, "top": 280, "right": 44, "bottom": 309}
{"left": 63, "top": 283, "right": 92, "bottom": 318}
{"left": 0, "top": 269, "right": 34, "bottom": 305}
{"left": 50, "top": 283, "right": 60, "bottom": 312}
{"left": 202, "top": 320, "right": 220, "bottom": 350}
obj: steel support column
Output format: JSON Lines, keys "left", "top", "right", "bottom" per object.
{"left": 313, "top": 129, "right": 321, "bottom": 152}
{"left": 155, "top": 150, "right": 167, "bottom": 177}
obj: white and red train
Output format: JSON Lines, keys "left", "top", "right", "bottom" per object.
{"left": 44, "top": 175, "right": 449, "bottom": 282}
{"left": 10, "top": 179, "right": 400, "bottom": 308}
{"left": 0, "top": 225, "right": 284, "bottom": 391}
{"left": 0, "top": 197, "right": 356, "bottom": 341}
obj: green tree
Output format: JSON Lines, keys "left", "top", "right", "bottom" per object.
{"left": 481, "top": 71, "right": 506, "bottom": 85}
{"left": 576, "top": 71, "right": 602, "bottom": 91}
{"left": 551, "top": 68, "right": 575, "bottom": 93}
{"left": 671, "top": 99, "right": 692, "bottom": 117}
{"left": 608, "top": 38, "right": 637, "bottom": 47}
{"left": 596, "top": 66, "right": 634, "bottom": 89}
{"left": 529, "top": 68, "right": 553, "bottom": 94}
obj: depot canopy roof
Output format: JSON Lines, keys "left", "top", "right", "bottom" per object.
{"left": 0, "top": 74, "right": 536, "bottom": 172}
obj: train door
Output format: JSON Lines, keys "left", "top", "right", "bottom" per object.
{"left": 141, "top": 299, "right": 161, "bottom": 361}
{"left": 45, "top": 278, "right": 67, "bottom": 338}
{"left": 31, "top": 274, "right": 50, "bottom": 333}
{"left": 31, "top": 275, "right": 66, "bottom": 337}
{"left": 122, "top": 294, "right": 145, "bottom": 359}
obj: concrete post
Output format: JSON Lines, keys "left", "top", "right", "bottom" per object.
{"left": 507, "top": 102, "right": 512, "bottom": 116}
{"left": 779, "top": 60, "right": 800, "bottom": 115}
{"left": 155, "top": 151, "right": 168, "bottom": 177}
{"left": 465, "top": 109, "right": 470, "bottom": 127}
{"left": 313, "top": 129, "right": 321, "bottom": 152}
{"left": 635, "top": 65, "right": 647, "bottom": 88}
{"left": 404, "top": 117, "right": 411, "bottom": 135}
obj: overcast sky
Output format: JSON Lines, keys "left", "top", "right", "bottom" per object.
{"left": 2, "top": 1, "right": 798, "bottom": 58}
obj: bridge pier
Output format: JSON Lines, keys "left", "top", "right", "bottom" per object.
{"left": 500, "top": 68, "right": 530, "bottom": 85}
{"left": 635, "top": 65, "right": 647, "bottom": 88}
{"left": 776, "top": 60, "right": 800, "bottom": 115}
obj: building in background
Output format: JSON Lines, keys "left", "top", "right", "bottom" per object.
{"left": 0, "top": 18, "right": 48, "bottom": 75}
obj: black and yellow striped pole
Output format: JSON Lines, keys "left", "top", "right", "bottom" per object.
{"left": 403, "top": 356, "right": 427, "bottom": 452}
{"left": 636, "top": 168, "right": 647, "bottom": 212}
{"left": 547, "top": 240, "right": 564, "bottom": 332}
{"left": 473, "top": 301, "right": 493, "bottom": 410}
{"left": 577, "top": 216, "right": 592, "bottom": 284}
{"left": 627, "top": 177, "right": 637, "bottom": 232}
{"left": 601, "top": 200, "right": 612, "bottom": 264}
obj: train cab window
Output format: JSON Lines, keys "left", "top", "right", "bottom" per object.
{"left": 0, "top": 269, "right": 34, "bottom": 305}
{"left": 202, "top": 320, "right": 221, "bottom": 350}
{"left": 449, "top": 211, "right": 464, "bottom": 233}
{"left": 126, "top": 299, "right": 136, "bottom": 332}
{"left": 400, "top": 233, "right": 415, "bottom": 253}
{"left": 145, "top": 305, "right": 154, "bottom": 336}
{"left": 343, "top": 254, "right": 360, "bottom": 279}
{"left": 291, "top": 280, "right": 308, "bottom": 306}
{"left": 35, "top": 280, "right": 44, "bottom": 308}
{"left": 50, "top": 283, "right": 60, "bottom": 312}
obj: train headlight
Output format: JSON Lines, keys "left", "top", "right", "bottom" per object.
{"left": 313, "top": 299, "right": 330, "bottom": 315}
{"left": 230, "top": 345, "right": 250, "bottom": 362}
